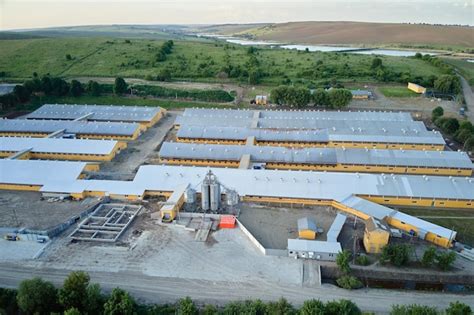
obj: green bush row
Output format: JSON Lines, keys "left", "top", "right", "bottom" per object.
{"left": 133, "top": 85, "right": 234, "bottom": 103}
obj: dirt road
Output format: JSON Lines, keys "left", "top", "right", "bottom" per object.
{"left": 0, "top": 263, "right": 472, "bottom": 313}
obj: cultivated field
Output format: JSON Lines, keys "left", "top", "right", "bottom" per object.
{"left": 234, "top": 21, "right": 474, "bottom": 50}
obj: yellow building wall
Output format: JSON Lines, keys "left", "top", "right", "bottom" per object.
{"left": 0, "top": 183, "right": 41, "bottom": 191}
{"left": 298, "top": 230, "right": 317, "bottom": 240}
{"left": 363, "top": 229, "right": 390, "bottom": 254}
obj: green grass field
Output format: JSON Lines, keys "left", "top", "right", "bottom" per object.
{"left": 379, "top": 86, "right": 420, "bottom": 98}
{"left": 0, "top": 37, "right": 444, "bottom": 86}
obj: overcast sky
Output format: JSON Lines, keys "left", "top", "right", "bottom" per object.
{"left": 1, "top": 0, "right": 473, "bottom": 30}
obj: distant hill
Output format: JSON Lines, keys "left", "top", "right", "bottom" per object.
{"left": 209, "top": 21, "right": 474, "bottom": 49}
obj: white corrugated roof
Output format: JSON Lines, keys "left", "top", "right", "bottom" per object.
{"left": 0, "top": 119, "right": 139, "bottom": 136}
{"left": 0, "top": 161, "right": 466, "bottom": 240}
{"left": 326, "top": 213, "right": 347, "bottom": 242}
{"left": 159, "top": 142, "right": 472, "bottom": 169}
{"left": 26, "top": 104, "right": 162, "bottom": 123}
{"left": 182, "top": 108, "right": 413, "bottom": 121}
{"left": 288, "top": 239, "right": 342, "bottom": 253}
{"left": 176, "top": 125, "right": 445, "bottom": 145}
{"left": 0, "top": 137, "right": 118, "bottom": 155}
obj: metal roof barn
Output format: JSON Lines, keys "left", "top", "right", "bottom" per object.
{"left": 0, "top": 137, "right": 119, "bottom": 155}
{"left": 159, "top": 142, "right": 472, "bottom": 169}
{"left": 176, "top": 125, "right": 445, "bottom": 145}
{"left": 26, "top": 104, "right": 162, "bottom": 123}
{"left": 181, "top": 108, "right": 413, "bottom": 122}
{"left": 0, "top": 119, "right": 139, "bottom": 137}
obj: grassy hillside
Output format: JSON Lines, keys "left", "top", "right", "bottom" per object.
{"left": 234, "top": 21, "right": 474, "bottom": 50}
{"left": 0, "top": 37, "right": 444, "bottom": 85}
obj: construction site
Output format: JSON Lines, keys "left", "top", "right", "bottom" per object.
{"left": 1, "top": 105, "right": 474, "bottom": 291}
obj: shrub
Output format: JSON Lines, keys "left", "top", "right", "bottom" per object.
{"left": 380, "top": 244, "right": 411, "bottom": 267}
{"left": 325, "top": 299, "right": 361, "bottom": 315}
{"left": 436, "top": 251, "right": 456, "bottom": 271}
{"left": 336, "top": 250, "right": 352, "bottom": 274}
{"left": 300, "top": 299, "right": 325, "bottom": 315}
{"left": 421, "top": 246, "right": 437, "bottom": 268}
{"left": 464, "top": 136, "right": 474, "bottom": 152}
{"left": 454, "top": 128, "right": 473, "bottom": 144}
{"left": 390, "top": 304, "right": 439, "bottom": 315}
{"left": 445, "top": 301, "right": 472, "bottom": 315}
{"left": 0, "top": 288, "right": 19, "bottom": 315}
{"left": 431, "top": 106, "right": 444, "bottom": 121}
{"left": 336, "top": 275, "right": 363, "bottom": 290}
{"left": 70, "top": 80, "right": 83, "bottom": 97}
{"left": 312, "top": 88, "right": 329, "bottom": 106}
{"left": 86, "top": 80, "right": 101, "bottom": 96}
{"left": 327, "top": 88, "right": 352, "bottom": 108}
{"left": 355, "top": 255, "right": 370, "bottom": 266}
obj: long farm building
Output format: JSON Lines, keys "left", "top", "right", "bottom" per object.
{"left": 26, "top": 104, "right": 165, "bottom": 128}
{"left": 0, "top": 137, "right": 126, "bottom": 161}
{"left": 159, "top": 142, "right": 473, "bottom": 176}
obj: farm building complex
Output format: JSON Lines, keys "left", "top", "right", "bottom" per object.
{"left": 1, "top": 105, "right": 473, "bottom": 261}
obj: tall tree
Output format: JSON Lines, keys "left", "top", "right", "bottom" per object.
{"left": 59, "top": 271, "right": 90, "bottom": 312}
{"left": 17, "top": 277, "right": 58, "bottom": 315}
{"left": 104, "top": 288, "right": 134, "bottom": 315}
{"left": 113, "top": 77, "right": 128, "bottom": 95}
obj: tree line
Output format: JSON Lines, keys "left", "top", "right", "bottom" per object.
{"left": 270, "top": 86, "right": 352, "bottom": 108}
{"left": 1, "top": 271, "right": 470, "bottom": 315}
{"left": 432, "top": 106, "right": 474, "bottom": 152}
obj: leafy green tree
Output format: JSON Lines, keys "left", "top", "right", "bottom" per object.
{"left": 86, "top": 283, "right": 105, "bottom": 315}
{"left": 459, "top": 121, "right": 473, "bottom": 132}
{"left": 454, "top": 128, "right": 473, "bottom": 145}
{"left": 445, "top": 301, "right": 472, "bottom": 315}
{"left": 266, "top": 298, "right": 295, "bottom": 315}
{"left": 64, "top": 307, "right": 81, "bottom": 315}
{"left": 113, "top": 77, "right": 128, "bottom": 95}
{"left": 176, "top": 297, "right": 198, "bottom": 315}
{"left": 355, "top": 255, "right": 370, "bottom": 266}
{"left": 50, "top": 77, "right": 70, "bottom": 96}
{"left": 66, "top": 54, "right": 72, "bottom": 60}
{"left": 371, "top": 57, "right": 383, "bottom": 69}
{"left": 325, "top": 299, "right": 361, "bottom": 315}
{"left": 59, "top": 271, "right": 90, "bottom": 312}
{"left": 86, "top": 80, "right": 101, "bottom": 96}
{"left": 312, "top": 88, "right": 329, "bottom": 106}
{"left": 157, "top": 68, "right": 172, "bottom": 82}
{"left": 380, "top": 244, "right": 411, "bottom": 267}
{"left": 464, "top": 136, "right": 474, "bottom": 152}
{"left": 442, "top": 118, "right": 460, "bottom": 135}
{"left": 0, "top": 288, "right": 19, "bottom": 315}
{"left": 300, "top": 299, "right": 325, "bottom": 315}
{"left": 434, "top": 75, "right": 461, "bottom": 94}
{"left": 13, "top": 85, "right": 30, "bottom": 102}
{"left": 327, "top": 88, "right": 352, "bottom": 108}
{"left": 336, "top": 275, "right": 363, "bottom": 290}
{"left": 436, "top": 251, "right": 456, "bottom": 271}
{"left": 156, "top": 50, "right": 167, "bottom": 62}
{"left": 201, "top": 304, "right": 218, "bottom": 315}
{"left": 336, "top": 250, "right": 352, "bottom": 274}
{"left": 390, "top": 304, "right": 438, "bottom": 315}
{"left": 40, "top": 76, "right": 53, "bottom": 94}
{"left": 17, "top": 277, "right": 58, "bottom": 315}
{"left": 70, "top": 80, "right": 83, "bottom": 97}
{"left": 103, "top": 288, "right": 134, "bottom": 315}
{"left": 432, "top": 106, "right": 444, "bottom": 121}
{"left": 421, "top": 246, "right": 437, "bottom": 268}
